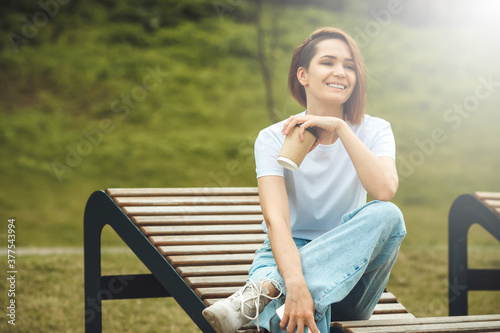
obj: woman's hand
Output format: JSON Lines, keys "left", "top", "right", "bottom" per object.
{"left": 282, "top": 114, "right": 347, "bottom": 150}
{"left": 281, "top": 114, "right": 399, "bottom": 201}
{"left": 280, "top": 278, "right": 320, "bottom": 333}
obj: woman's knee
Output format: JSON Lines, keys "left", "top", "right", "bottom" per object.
{"left": 376, "top": 201, "right": 403, "bottom": 218}
{"left": 369, "top": 201, "right": 406, "bottom": 235}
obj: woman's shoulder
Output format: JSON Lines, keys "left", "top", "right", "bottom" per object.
{"left": 359, "top": 114, "right": 392, "bottom": 132}
{"left": 258, "top": 111, "right": 306, "bottom": 139}
{"left": 255, "top": 118, "right": 287, "bottom": 148}
{"left": 260, "top": 119, "right": 285, "bottom": 135}
{"left": 362, "top": 114, "right": 390, "bottom": 126}
{"left": 349, "top": 115, "right": 394, "bottom": 142}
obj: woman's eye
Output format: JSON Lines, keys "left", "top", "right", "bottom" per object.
{"left": 321, "top": 61, "right": 333, "bottom": 66}
{"left": 345, "top": 65, "right": 355, "bottom": 71}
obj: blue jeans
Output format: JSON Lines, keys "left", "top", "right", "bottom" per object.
{"left": 247, "top": 200, "right": 407, "bottom": 333}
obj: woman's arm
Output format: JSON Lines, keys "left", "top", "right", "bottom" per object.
{"left": 282, "top": 115, "right": 399, "bottom": 201}
{"left": 257, "top": 176, "right": 319, "bottom": 333}
{"left": 337, "top": 125, "right": 398, "bottom": 201}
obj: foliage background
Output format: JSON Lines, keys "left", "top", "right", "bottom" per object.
{"left": 0, "top": 0, "right": 499, "bottom": 331}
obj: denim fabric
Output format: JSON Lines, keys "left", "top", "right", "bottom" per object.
{"left": 247, "top": 200, "right": 406, "bottom": 333}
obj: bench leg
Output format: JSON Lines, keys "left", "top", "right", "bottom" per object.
{"left": 84, "top": 191, "right": 107, "bottom": 333}
{"left": 84, "top": 236, "right": 103, "bottom": 332}
{"left": 448, "top": 194, "right": 476, "bottom": 316}
{"left": 448, "top": 193, "right": 500, "bottom": 316}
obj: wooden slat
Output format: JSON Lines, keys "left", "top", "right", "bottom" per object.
{"left": 176, "top": 264, "right": 251, "bottom": 277}
{"left": 203, "top": 304, "right": 416, "bottom": 319}
{"left": 123, "top": 205, "right": 262, "bottom": 216}
{"left": 483, "top": 199, "right": 500, "bottom": 207}
{"left": 195, "top": 286, "right": 242, "bottom": 299}
{"left": 168, "top": 253, "right": 255, "bottom": 266}
{"left": 203, "top": 294, "right": 411, "bottom": 315}
{"left": 185, "top": 275, "right": 248, "bottom": 288}
{"left": 372, "top": 303, "right": 408, "bottom": 314}
{"left": 200, "top": 292, "right": 408, "bottom": 312}
{"left": 378, "top": 292, "right": 397, "bottom": 304}
{"left": 141, "top": 224, "right": 264, "bottom": 236}
{"left": 107, "top": 187, "right": 259, "bottom": 196}
{"left": 345, "top": 320, "right": 500, "bottom": 332}
{"left": 150, "top": 234, "right": 267, "bottom": 246}
{"left": 204, "top": 299, "right": 411, "bottom": 319}
{"left": 159, "top": 243, "right": 261, "bottom": 255}
{"left": 113, "top": 195, "right": 260, "bottom": 206}
{"left": 474, "top": 191, "right": 500, "bottom": 200}
{"left": 368, "top": 313, "right": 415, "bottom": 320}
{"left": 204, "top": 297, "right": 265, "bottom": 307}
{"left": 204, "top": 298, "right": 224, "bottom": 306}
{"left": 483, "top": 199, "right": 500, "bottom": 216}
{"left": 132, "top": 214, "right": 264, "bottom": 225}
{"left": 333, "top": 315, "right": 500, "bottom": 332}
{"left": 474, "top": 192, "right": 500, "bottom": 216}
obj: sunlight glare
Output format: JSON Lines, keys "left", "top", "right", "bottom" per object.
{"left": 464, "top": 0, "right": 500, "bottom": 28}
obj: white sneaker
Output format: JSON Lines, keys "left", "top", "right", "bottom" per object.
{"left": 202, "top": 279, "right": 282, "bottom": 333}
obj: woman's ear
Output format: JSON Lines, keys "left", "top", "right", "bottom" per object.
{"left": 297, "top": 67, "right": 308, "bottom": 87}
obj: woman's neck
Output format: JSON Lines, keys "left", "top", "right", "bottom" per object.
{"left": 305, "top": 101, "right": 344, "bottom": 146}
{"left": 305, "top": 100, "right": 344, "bottom": 119}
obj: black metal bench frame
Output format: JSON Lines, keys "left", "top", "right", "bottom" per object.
{"left": 448, "top": 193, "right": 500, "bottom": 316}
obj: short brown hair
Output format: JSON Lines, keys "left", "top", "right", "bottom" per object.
{"left": 288, "top": 27, "right": 367, "bottom": 125}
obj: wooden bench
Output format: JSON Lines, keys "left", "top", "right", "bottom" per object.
{"left": 83, "top": 187, "right": 413, "bottom": 333}
{"left": 84, "top": 187, "right": 500, "bottom": 332}
{"left": 448, "top": 191, "right": 500, "bottom": 316}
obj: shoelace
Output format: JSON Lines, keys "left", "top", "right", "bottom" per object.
{"left": 237, "top": 279, "right": 283, "bottom": 332}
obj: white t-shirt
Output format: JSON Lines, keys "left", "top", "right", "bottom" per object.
{"left": 254, "top": 112, "right": 396, "bottom": 240}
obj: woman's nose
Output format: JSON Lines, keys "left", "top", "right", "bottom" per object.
{"left": 332, "top": 65, "right": 346, "bottom": 78}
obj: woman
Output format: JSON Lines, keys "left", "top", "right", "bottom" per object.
{"left": 203, "top": 27, "right": 406, "bottom": 333}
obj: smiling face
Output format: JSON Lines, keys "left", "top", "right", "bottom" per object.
{"left": 297, "top": 38, "right": 357, "bottom": 112}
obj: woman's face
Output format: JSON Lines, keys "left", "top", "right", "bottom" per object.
{"left": 298, "top": 38, "right": 357, "bottom": 108}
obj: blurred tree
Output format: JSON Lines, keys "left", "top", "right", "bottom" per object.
{"left": 254, "top": 0, "right": 280, "bottom": 123}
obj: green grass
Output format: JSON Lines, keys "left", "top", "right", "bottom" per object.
{"left": 1, "top": 1, "right": 500, "bottom": 331}
{"left": 0, "top": 241, "right": 498, "bottom": 333}
{"left": 0, "top": 250, "right": 202, "bottom": 333}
